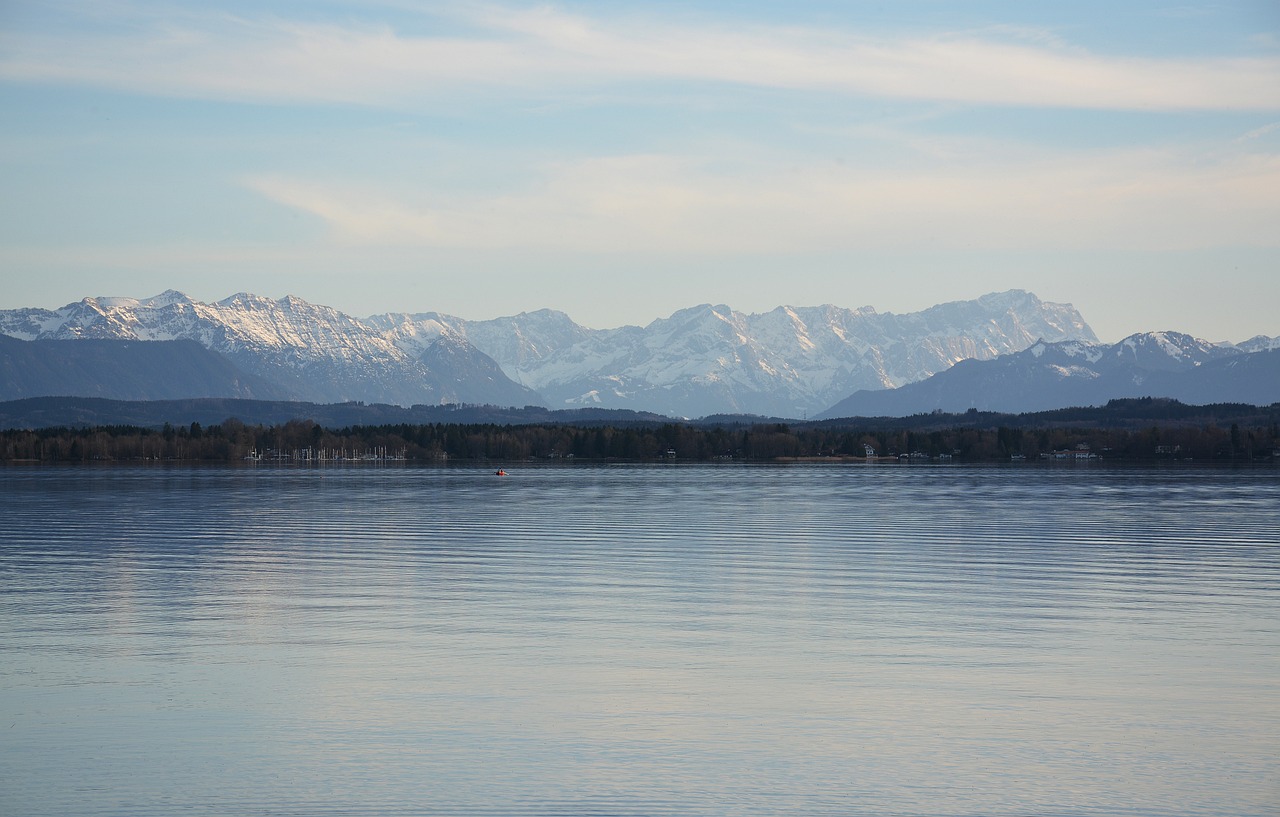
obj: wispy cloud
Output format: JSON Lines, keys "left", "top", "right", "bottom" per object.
{"left": 3, "top": 3, "right": 1278, "bottom": 111}
{"left": 245, "top": 144, "right": 1280, "bottom": 255}
{"left": 1237, "top": 121, "right": 1280, "bottom": 141}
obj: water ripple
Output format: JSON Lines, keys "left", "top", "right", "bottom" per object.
{"left": 2, "top": 463, "right": 1278, "bottom": 817}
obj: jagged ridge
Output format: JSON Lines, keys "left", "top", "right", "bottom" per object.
{"left": 0, "top": 291, "right": 541, "bottom": 407}
{"left": 372, "top": 289, "right": 1098, "bottom": 417}
{"left": 2, "top": 288, "right": 1098, "bottom": 416}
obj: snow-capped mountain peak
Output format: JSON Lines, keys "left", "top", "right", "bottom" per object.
{"left": 0, "top": 288, "right": 1195, "bottom": 418}
{"left": 1236, "top": 335, "right": 1280, "bottom": 353}
{"left": 381, "top": 288, "right": 1103, "bottom": 417}
{"left": 139, "top": 290, "right": 194, "bottom": 309}
{"left": 0, "top": 291, "right": 540, "bottom": 407}
{"left": 1113, "top": 331, "right": 1236, "bottom": 371}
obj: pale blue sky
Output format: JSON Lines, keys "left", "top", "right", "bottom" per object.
{"left": 2, "top": 1, "right": 1278, "bottom": 342}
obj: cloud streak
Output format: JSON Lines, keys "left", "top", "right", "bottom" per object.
{"left": 245, "top": 145, "right": 1280, "bottom": 256}
{"left": 3, "top": 3, "right": 1279, "bottom": 111}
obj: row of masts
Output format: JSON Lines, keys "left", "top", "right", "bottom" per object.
{"left": 244, "top": 446, "right": 407, "bottom": 462}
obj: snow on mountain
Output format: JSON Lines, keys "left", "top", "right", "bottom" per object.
{"left": 1111, "top": 331, "right": 1236, "bottom": 371}
{"left": 0, "top": 288, "right": 1099, "bottom": 416}
{"left": 388, "top": 289, "right": 1099, "bottom": 417}
{"left": 819, "top": 330, "right": 1274, "bottom": 418}
{"left": 5, "top": 288, "right": 1199, "bottom": 417}
{"left": 1237, "top": 335, "right": 1280, "bottom": 353}
{"left": 365, "top": 308, "right": 595, "bottom": 381}
{"left": 0, "top": 292, "right": 541, "bottom": 407}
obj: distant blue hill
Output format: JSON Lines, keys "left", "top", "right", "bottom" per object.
{"left": 820, "top": 333, "right": 1280, "bottom": 418}
{"left": 0, "top": 336, "right": 290, "bottom": 402}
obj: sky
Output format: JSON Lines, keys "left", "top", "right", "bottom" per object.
{"left": 1, "top": 1, "right": 1278, "bottom": 343}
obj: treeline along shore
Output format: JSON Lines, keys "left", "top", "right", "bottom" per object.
{"left": 3, "top": 399, "right": 1278, "bottom": 463}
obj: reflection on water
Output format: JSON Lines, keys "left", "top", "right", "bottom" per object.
{"left": 2, "top": 463, "right": 1278, "bottom": 816}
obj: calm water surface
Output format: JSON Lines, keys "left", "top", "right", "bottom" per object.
{"left": 2, "top": 463, "right": 1278, "bottom": 816}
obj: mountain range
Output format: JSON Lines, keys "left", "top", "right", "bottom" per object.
{"left": 1, "top": 289, "right": 1272, "bottom": 419}
{"left": 0, "top": 291, "right": 540, "bottom": 408}
{"left": 409, "top": 290, "right": 1095, "bottom": 417}
{"left": 0, "top": 289, "right": 1097, "bottom": 417}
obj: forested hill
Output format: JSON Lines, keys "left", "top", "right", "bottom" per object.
{"left": 1, "top": 395, "right": 1276, "bottom": 434}
{"left": 2, "top": 398, "right": 1277, "bottom": 464}
{"left": 0, "top": 396, "right": 671, "bottom": 431}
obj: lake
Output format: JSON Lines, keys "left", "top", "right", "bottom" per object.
{"left": 2, "top": 463, "right": 1277, "bottom": 816}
